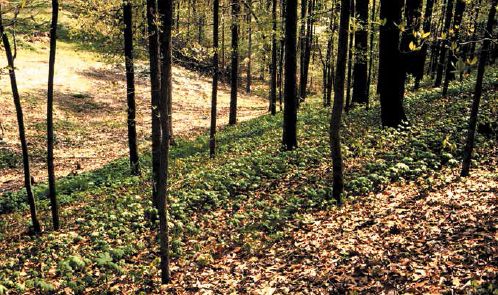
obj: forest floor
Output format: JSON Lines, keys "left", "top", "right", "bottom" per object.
{"left": 0, "top": 66, "right": 496, "bottom": 293}
{"left": 0, "top": 40, "right": 267, "bottom": 193}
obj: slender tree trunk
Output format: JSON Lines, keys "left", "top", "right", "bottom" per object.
{"left": 367, "top": 0, "right": 376, "bottom": 98}
{"left": 211, "top": 0, "right": 220, "bottom": 156}
{"left": 157, "top": 0, "right": 173, "bottom": 283}
{"left": 222, "top": 12, "right": 226, "bottom": 68}
{"left": 434, "top": 0, "right": 454, "bottom": 86}
{"left": 378, "top": 0, "right": 407, "bottom": 127}
{"left": 299, "top": 0, "right": 314, "bottom": 103}
{"left": 330, "top": 0, "right": 350, "bottom": 203}
{"left": 47, "top": 0, "right": 60, "bottom": 230}
{"left": 352, "top": 0, "right": 368, "bottom": 105}
{"left": 246, "top": 0, "right": 252, "bottom": 94}
{"left": 283, "top": 0, "right": 298, "bottom": 150}
{"left": 229, "top": 0, "right": 240, "bottom": 125}
{"left": 442, "top": 0, "right": 466, "bottom": 96}
{"left": 299, "top": 0, "right": 307, "bottom": 103}
{"left": 461, "top": 0, "right": 497, "bottom": 176}
{"left": 269, "top": 0, "right": 278, "bottom": 115}
{"left": 0, "top": 7, "right": 41, "bottom": 233}
{"left": 146, "top": 0, "right": 162, "bottom": 211}
{"left": 344, "top": 0, "right": 354, "bottom": 111}
{"left": 123, "top": 0, "right": 140, "bottom": 176}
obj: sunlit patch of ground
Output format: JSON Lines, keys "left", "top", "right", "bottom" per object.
{"left": 0, "top": 41, "right": 267, "bottom": 193}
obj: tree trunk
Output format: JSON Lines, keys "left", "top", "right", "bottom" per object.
{"left": 269, "top": 0, "right": 278, "bottom": 115}
{"left": 157, "top": 0, "right": 173, "bottom": 283}
{"left": 146, "top": 0, "right": 162, "bottom": 211}
{"left": 123, "top": 0, "right": 140, "bottom": 177}
{"left": 229, "top": 0, "right": 240, "bottom": 125}
{"left": 461, "top": 0, "right": 497, "bottom": 176}
{"left": 299, "top": 0, "right": 314, "bottom": 103}
{"left": 0, "top": 7, "right": 41, "bottom": 233}
{"left": 352, "top": 0, "right": 368, "bottom": 105}
{"left": 211, "top": 0, "right": 220, "bottom": 156}
{"left": 246, "top": 0, "right": 252, "bottom": 94}
{"left": 378, "top": 0, "right": 407, "bottom": 127}
{"left": 442, "top": 0, "right": 466, "bottom": 96}
{"left": 400, "top": 0, "right": 423, "bottom": 89}
{"left": 47, "top": 0, "right": 60, "bottom": 230}
{"left": 330, "top": 0, "right": 350, "bottom": 203}
{"left": 299, "top": 0, "right": 307, "bottom": 103}
{"left": 282, "top": 0, "right": 298, "bottom": 150}
{"left": 434, "top": 0, "right": 454, "bottom": 86}
{"left": 366, "top": 0, "right": 376, "bottom": 98}
{"left": 344, "top": 0, "right": 354, "bottom": 111}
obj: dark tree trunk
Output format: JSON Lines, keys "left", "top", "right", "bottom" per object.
{"left": 0, "top": 7, "right": 41, "bottom": 233}
{"left": 344, "top": 0, "right": 354, "bottom": 111}
{"left": 157, "top": 0, "right": 173, "bottom": 283}
{"left": 211, "top": 0, "right": 220, "bottom": 156}
{"left": 146, "top": 0, "right": 162, "bottom": 211}
{"left": 352, "top": 0, "right": 368, "bottom": 105}
{"left": 269, "top": 0, "right": 278, "bottom": 115}
{"left": 330, "top": 0, "right": 350, "bottom": 203}
{"left": 278, "top": 0, "right": 285, "bottom": 110}
{"left": 378, "top": 0, "right": 407, "bottom": 127}
{"left": 299, "top": 0, "right": 307, "bottom": 102}
{"left": 282, "top": 0, "right": 298, "bottom": 150}
{"left": 434, "top": 0, "right": 454, "bottom": 86}
{"left": 461, "top": 0, "right": 497, "bottom": 176}
{"left": 299, "top": 0, "right": 314, "bottom": 103}
{"left": 246, "top": 0, "right": 252, "bottom": 94}
{"left": 414, "top": 0, "right": 435, "bottom": 88}
{"left": 400, "top": 0, "right": 423, "bottom": 88}
{"left": 229, "top": 0, "right": 240, "bottom": 125}
{"left": 442, "top": 0, "right": 466, "bottom": 96}
{"left": 123, "top": 0, "right": 140, "bottom": 176}
{"left": 366, "top": 0, "right": 376, "bottom": 98}
{"left": 47, "top": 0, "right": 60, "bottom": 230}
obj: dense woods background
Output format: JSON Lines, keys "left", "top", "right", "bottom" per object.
{"left": 0, "top": 0, "right": 497, "bottom": 293}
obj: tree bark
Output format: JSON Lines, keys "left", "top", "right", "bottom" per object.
{"left": 414, "top": 0, "right": 435, "bottom": 88}
{"left": 442, "top": 0, "right": 466, "bottom": 96}
{"left": 434, "top": 0, "right": 454, "bottom": 86}
{"left": 269, "top": 0, "right": 278, "bottom": 115}
{"left": 146, "top": 0, "right": 162, "bottom": 211}
{"left": 157, "top": 0, "right": 173, "bottom": 283}
{"left": 0, "top": 7, "right": 41, "bottom": 233}
{"left": 211, "top": 0, "right": 220, "bottom": 156}
{"left": 461, "top": 0, "right": 497, "bottom": 176}
{"left": 330, "top": 0, "right": 350, "bottom": 203}
{"left": 282, "top": 0, "right": 298, "bottom": 150}
{"left": 352, "top": 0, "right": 368, "bottom": 105}
{"left": 246, "top": 0, "right": 252, "bottom": 94}
{"left": 229, "top": 0, "right": 240, "bottom": 125}
{"left": 47, "top": 0, "right": 60, "bottom": 230}
{"left": 344, "top": 0, "right": 354, "bottom": 111}
{"left": 123, "top": 0, "right": 140, "bottom": 176}
{"left": 378, "top": 0, "right": 407, "bottom": 127}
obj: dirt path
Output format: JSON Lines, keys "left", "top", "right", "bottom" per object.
{"left": 0, "top": 41, "right": 267, "bottom": 193}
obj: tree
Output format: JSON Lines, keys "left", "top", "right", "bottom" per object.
{"left": 400, "top": 0, "right": 422, "bottom": 87}
{"left": 269, "top": 0, "right": 278, "bottom": 115}
{"left": 330, "top": 0, "right": 350, "bottom": 202}
{"left": 434, "top": 0, "right": 454, "bottom": 87}
{"left": 414, "top": 0, "right": 435, "bottom": 89}
{"left": 146, "top": 0, "right": 162, "bottom": 211}
{"left": 246, "top": 0, "right": 252, "bottom": 94}
{"left": 461, "top": 0, "right": 497, "bottom": 177}
{"left": 344, "top": 0, "right": 354, "bottom": 111}
{"left": 299, "top": 0, "right": 314, "bottom": 103}
{"left": 282, "top": 0, "right": 298, "bottom": 150}
{"left": 442, "top": 0, "right": 466, "bottom": 96}
{"left": 378, "top": 0, "right": 407, "bottom": 127}
{"left": 352, "top": 0, "right": 368, "bottom": 105}
{"left": 366, "top": 0, "right": 377, "bottom": 98}
{"left": 123, "top": 0, "right": 140, "bottom": 176}
{"left": 47, "top": 0, "right": 60, "bottom": 230}
{"left": 0, "top": 5, "right": 41, "bottom": 233}
{"left": 157, "top": 0, "right": 173, "bottom": 283}
{"left": 229, "top": 0, "right": 240, "bottom": 125}
{"left": 211, "top": 0, "right": 220, "bottom": 156}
